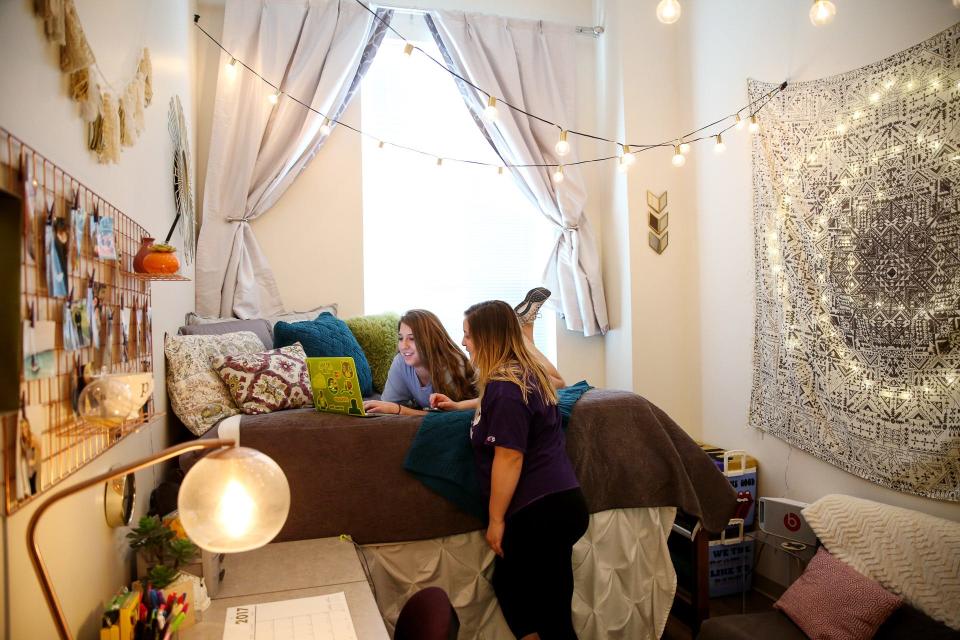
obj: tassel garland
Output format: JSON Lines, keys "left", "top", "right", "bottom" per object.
{"left": 59, "top": 0, "right": 94, "bottom": 73}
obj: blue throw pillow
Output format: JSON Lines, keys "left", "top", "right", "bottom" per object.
{"left": 274, "top": 312, "right": 374, "bottom": 397}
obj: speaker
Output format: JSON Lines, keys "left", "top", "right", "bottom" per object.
{"left": 758, "top": 497, "right": 817, "bottom": 545}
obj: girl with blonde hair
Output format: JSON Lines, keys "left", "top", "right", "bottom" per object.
{"left": 462, "top": 299, "right": 587, "bottom": 640}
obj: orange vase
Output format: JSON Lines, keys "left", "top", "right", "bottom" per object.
{"left": 142, "top": 248, "right": 180, "bottom": 274}
{"left": 133, "top": 237, "right": 155, "bottom": 273}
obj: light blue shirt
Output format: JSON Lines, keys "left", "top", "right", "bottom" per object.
{"left": 381, "top": 353, "right": 433, "bottom": 409}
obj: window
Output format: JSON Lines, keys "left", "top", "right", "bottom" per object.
{"left": 361, "top": 13, "right": 557, "bottom": 359}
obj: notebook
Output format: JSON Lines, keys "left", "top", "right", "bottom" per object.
{"left": 306, "top": 357, "right": 369, "bottom": 417}
{"left": 222, "top": 592, "right": 357, "bottom": 640}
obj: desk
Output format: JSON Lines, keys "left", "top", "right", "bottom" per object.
{"left": 185, "top": 538, "right": 390, "bottom": 640}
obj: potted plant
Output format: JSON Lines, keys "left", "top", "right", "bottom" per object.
{"left": 127, "top": 515, "right": 199, "bottom": 588}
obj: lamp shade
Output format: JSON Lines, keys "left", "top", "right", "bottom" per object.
{"left": 78, "top": 377, "right": 138, "bottom": 429}
{"left": 178, "top": 447, "right": 290, "bottom": 553}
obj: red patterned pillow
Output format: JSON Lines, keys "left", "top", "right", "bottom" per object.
{"left": 774, "top": 547, "right": 902, "bottom": 640}
{"left": 211, "top": 344, "right": 313, "bottom": 414}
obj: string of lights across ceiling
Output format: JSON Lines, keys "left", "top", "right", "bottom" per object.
{"left": 192, "top": 11, "right": 787, "bottom": 182}
{"left": 654, "top": 0, "right": 840, "bottom": 27}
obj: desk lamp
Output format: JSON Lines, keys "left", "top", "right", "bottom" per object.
{"left": 28, "top": 393, "right": 290, "bottom": 639}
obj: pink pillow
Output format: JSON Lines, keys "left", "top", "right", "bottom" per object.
{"left": 775, "top": 547, "right": 902, "bottom": 640}
{"left": 212, "top": 343, "right": 313, "bottom": 414}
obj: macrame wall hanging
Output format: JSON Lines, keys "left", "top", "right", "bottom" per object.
{"left": 748, "top": 24, "right": 960, "bottom": 501}
{"left": 33, "top": 0, "right": 153, "bottom": 164}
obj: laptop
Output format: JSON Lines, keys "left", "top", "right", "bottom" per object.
{"left": 306, "top": 356, "right": 370, "bottom": 417}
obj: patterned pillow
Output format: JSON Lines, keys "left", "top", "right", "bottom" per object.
{"left": 345, "top": 313, "right": 400, "bottom": 393}
{"left": 774, "top": 547, "right": 902, "bottom": 640}
{"left": 164, "top": 332, "right": 266, "bottom": 436}
{"left": 211, "top": 344, "right": 313, "bottom": 414}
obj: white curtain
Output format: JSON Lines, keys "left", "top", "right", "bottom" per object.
{"left": 196, "top": 0, "right": 388, "bottom": 318}
{"left": 428, "top": 11, "right": 609, "bottom": 336}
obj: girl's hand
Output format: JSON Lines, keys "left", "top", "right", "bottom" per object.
{"left": 363, "top": 400, "right": 400, "bottom": 414}
{"left": 486, "top": 519, "right": 505, "bottom": 558}
{"left": 429, "top": 393, "right": 455, "bottom": 410}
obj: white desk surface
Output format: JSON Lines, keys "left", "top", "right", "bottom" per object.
{"left": 185, "top": 538, "right": 389, "bottom": 640}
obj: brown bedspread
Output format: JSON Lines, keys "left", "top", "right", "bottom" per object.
{"left": 182, "top": 389, "right": 736, "bottom": 544}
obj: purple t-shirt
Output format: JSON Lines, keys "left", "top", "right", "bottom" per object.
{"left": 470, "top": 379, "right": 580, "bottom": 518}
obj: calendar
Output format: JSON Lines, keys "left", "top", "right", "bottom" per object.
{"left": 222, "top": 592, "right": 358, "bottom": 640}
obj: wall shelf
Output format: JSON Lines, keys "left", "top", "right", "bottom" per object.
{"left": 130, "top": 272, "right": 191, "bottom": 282}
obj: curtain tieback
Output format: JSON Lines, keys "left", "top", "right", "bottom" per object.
{"left": 563, "top": 225, "right": 579, "bottom": 231}
{"left": 225, "top": 216, "right": 250, "bottom": 224}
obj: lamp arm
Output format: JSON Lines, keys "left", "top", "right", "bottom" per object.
{"left": 27, "top": 438, "right": 236, "bottom": 640}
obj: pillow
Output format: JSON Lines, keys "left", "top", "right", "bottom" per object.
{"left": 164, "top": 332, "right": 266, "bottom": 436}
{"left": 274, "top": 312, "right": 373, "bottom": 397}
{"left": 345, "top": 313, "right": 400, "bottom": 393}
{"left": 185, "top": 303, "right": 338, "bottom": 330}
{"left": 178, "top": 318, "right": 272, "bottom": 350}
{"left": 802, "top": 494, "right": 960, "bottom": 630}
{"left": 211, "top": 344, "right": 313, "bottom": 414}
{"left": 774, "top": 547, "right": 902, "bottom": 640}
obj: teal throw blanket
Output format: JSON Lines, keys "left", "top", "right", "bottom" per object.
{"left": 402, "top": 381, "right": 593, "bottom": 518}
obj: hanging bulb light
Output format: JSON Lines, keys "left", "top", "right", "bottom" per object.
{"left": 552, "top": 165, "right": 565, "bottom": 183}
{"left": 679, "top": 140, "right": 690, "bottom": 155}
{"left": 621, "top": 144, "right": 636, "bottom": 166}
{"left": 671, "top": 145, "right": 686, "bottom": 167}
{"left": 319, "top": 118, "right": 332, "bottom": 136}
{"left": 809, "top": 0, "right": 836, "bottom": 26}
{"left": 555, "top": 130, "right": 570, "bottom": 156}
{"left": 225, "top": 57, "right": 238, "bottom": 78}
{"left": 656, "top": 0, "right": 682, "bottom": 24}
{"left": 748, "top": 115, "right": 760, "bottom": 134}
{"left": 268, "top": 90, "right": 280, "bottom": 105}
{"left": 618, "top": 156, "right": 630, "bottom": 173}
{"left": 484, "top": 95, "right": 498, "bottom": 119}
{"left": 377, "top": 140, "right": 385, "bottom": 149}
{"left": 713, "top": 133, "right": 726, "bottom": 154}
{"left": 498, "top": 166, "right": 505, "bottom": 176}
{"left": 403, "top": 43, "right": 414, "bottom": 56}
{"left": 734, "top": 113, "right": 744, "bottom": 130}
{"left": 436, "top": 158, "right": 443, "bottom": 168}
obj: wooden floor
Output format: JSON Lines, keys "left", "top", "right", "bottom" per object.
{"left": 662, "top": 589, "right": 776, "bottom": 640}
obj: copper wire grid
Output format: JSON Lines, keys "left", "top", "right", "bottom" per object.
{"left": 1, "top": 127, "right": 161, "bottom": 515}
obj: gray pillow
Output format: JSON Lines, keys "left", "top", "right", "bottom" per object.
{"left": 178, "top": 319, "right": 273, "bottom": 350}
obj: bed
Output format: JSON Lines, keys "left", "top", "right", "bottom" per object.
{"left": 180, "top": 387, "right": 736, "bottom": 639}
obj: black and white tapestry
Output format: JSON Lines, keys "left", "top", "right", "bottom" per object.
{"left": 749, "top": 24, "right": 960, "bottom": 501}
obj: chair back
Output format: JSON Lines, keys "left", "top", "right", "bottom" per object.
{"left": 394, "top": 587, "right": 460, "bottom": 640}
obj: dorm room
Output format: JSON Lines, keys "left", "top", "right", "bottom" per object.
{"left": 0, "top": 1, "right": 958, "bottom": 639}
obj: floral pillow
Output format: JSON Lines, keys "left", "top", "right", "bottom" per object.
{"left": 165, "top": 331, "right": 266, "bottom": 436}
{"left": 211, "top": 344, "right": 313, "bottom": 415}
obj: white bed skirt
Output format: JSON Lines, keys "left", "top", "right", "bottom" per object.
{"left": 360, "top": 507, "right": 678, "bottom": 639}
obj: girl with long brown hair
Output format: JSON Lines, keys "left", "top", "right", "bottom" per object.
{"left": 463, "top": 300, "right": 587, "bottom": 640}
{"left": 363, "top": 309, "right": 475, "bottom": 415}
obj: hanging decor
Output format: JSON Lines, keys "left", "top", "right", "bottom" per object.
{"left": 748, "top": 24, "right": 960, "bottom": 501}
{"left": 166, "top": 95, "right": 195, "bottom": 265}
{"left": 33, "top": 0, "right": 152, "bottom": 164}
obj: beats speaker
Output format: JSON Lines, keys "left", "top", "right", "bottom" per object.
{"left": 758, "top": 497, "right": 817, "bottom": 545}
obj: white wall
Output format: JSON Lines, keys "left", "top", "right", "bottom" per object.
{"left": 683, "top": 0, "right": 960, "bottom": 523}
{"left": 0, "top": 0, "right": 197, "bottom": 636}
{"left": 194, "top": 0, "right": 608, "bottom": 387}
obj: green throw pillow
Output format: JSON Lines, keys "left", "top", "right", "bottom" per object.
{"left": 345, "top": 313, "right": 399, "bottom": 394}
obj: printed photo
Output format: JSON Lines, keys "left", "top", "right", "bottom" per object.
{"left": 96, "top": 216, "right": 117, "bottom": 260}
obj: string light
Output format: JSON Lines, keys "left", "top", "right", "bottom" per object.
{"left": 679, "top": 140, "right": 690, "bottom": 154}
{"left": 225, "top": 57, "right": 238, "bottom": 77}
{"left": 552, "top": 165, "right": 565, "bottom": 183}
{"left": 618, "top": 156, "right": 631, "bottom": 173}
{"left": 555, "top": 130, "right": 570, "bottom": 156}
{"left": 484, "top": 95, "right": 498, "bottom": 119}
{"left": 498, "top": 166, "right": 505, "bottom": 176}
{"left": 403, "top": 43, "right": 414, "bottom": 56}
{"left": 671, "top": 145, "right": 686, "bottom": 167}
{"left": 268, "top": 90, "right": 280, "bottom": 105}
{"left": 749, "top": 115, "right": 760, "bottom": 134}
{"left": 656, "top": 0, "right": 682, "bottom": 24}
{"left": 436, "top": 157, "right": 443, "bottom": 167}
{"left": 621, "top": 144, "right": 636, "bottom": 166}
{"left": 713, "top": 133, "right": 726, "bottom": 154}
{"left": 378, "top": 140, "right": 385, "bottom": 149}
{"left": 319, "top": 118, "right": 332, "bottom": 136}
{"left": 734, "top": 113, "right": 744, "bottom": 130}
{"left": 809, "top": 0, "right": 836, "bottom": 26}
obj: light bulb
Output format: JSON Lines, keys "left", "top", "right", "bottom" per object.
{"left": 552, "top": 165, "right": 565, "bottom": 183}
{"left": 403, "top": 43, "right": 414, "bottom": 56}
{"left": 179, "top": 447, "right": 290, "bottom": 553}
{"left": 436, "top": 157, "right": 443, "bottom": 167}
{"left": 484, "top": 95, "right": 498, "bottom": 119}
{"left": 672, "top": 145, "right": 686, "bottom": 167}
{"left": 555, "top": 130, "right": 570, "bottom": 156}
{"left": 498, "top": 166, "right": 505, "bottom": 176}
{"left": 656, "top": 0, "right": 681, "bottom": 24}
{"left": 809, "top": 0, "right": 836, "bottom": 26}
{"left": 734, "top": 113, "right": 744, "bottom": 130}
{"left": 618, "top": 156, "right": 631, "bottom": 173}
{"left": 714, "top": 134, "right": 726, "bottom": 154}
{"left": 679, "top": 141, "right": 690, "bottom": 154}
{"left": 378, "top": 140, "right": 385, "bottom": 149}
{"left": 319, "top": 118, "right": 332, "bottom": 136}
{"left": 78, "top": 377, "right": 138, "bottom": 429}
{"left": 621, "top": 144, "right": 636, "bottom": 166}
{"left": 225, "top": 58, "right": 238, "bottom": 78}
{"left": 268, "top": 90, "right": 280, "bottom": 105}
{"left": 748, "top": 115, "right": 760, "bottom": 134}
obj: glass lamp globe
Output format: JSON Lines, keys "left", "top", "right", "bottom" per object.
{"left": 78, "top": 377, "right": 137, "bottom": 429}
{"left": 656, "top": 0, "right": 681, "bottom": 24}
{"left": 179, "top": 447, "right": 290, "bottom": 553}
{"left": 809, "top": 0, "right": 836, "bottom": 26}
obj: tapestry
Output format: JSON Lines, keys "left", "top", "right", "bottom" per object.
{"left": 748, "top": 24, "right": 960, "bottom": 501}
